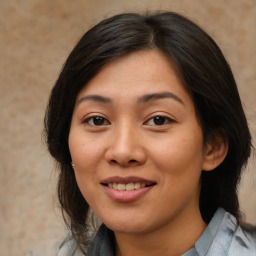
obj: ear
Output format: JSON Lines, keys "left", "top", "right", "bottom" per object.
{"left": 202, "top": 130, "right": 229, "bottom": 171}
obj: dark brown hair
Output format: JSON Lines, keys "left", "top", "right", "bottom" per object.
{"left": 44, "top": 11, "right": 252, "bottom": 253}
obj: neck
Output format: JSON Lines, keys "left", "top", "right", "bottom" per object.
{"left": 114, "top": 207, "right": 206, "bottom": 256}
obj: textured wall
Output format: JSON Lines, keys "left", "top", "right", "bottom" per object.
{"left": 0, "top": 0, "right": 255, "bottom": 255}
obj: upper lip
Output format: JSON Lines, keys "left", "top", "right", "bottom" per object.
{"left": 100, "top": 176, "right": 156, "bottom": 186}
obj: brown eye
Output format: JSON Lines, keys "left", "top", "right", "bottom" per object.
{"left": 153, "top": 116, "right": 166, "bottom": 125}
{"left": 84, "top": 116, "right": 110, "bottom": 126}
{"left": 145, "top": 116, "right": 174, "bottom": 126}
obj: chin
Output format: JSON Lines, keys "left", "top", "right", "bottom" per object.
{"left": 103, "top": 217, "right": 149, "bottom": 234}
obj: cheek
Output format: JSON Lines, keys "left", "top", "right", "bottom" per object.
{"left": 68, "top": 134, "right": 101, "bottom": 193}
{"left": 149, "top": 134, "right": 204, "bottom": 207}
{"left": 149, "top": 128, "right": 204, "bottom": 177}
{"left": 69, "top": 131, "right": 103, "bottom": 167}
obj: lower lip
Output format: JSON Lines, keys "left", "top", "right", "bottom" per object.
{"left": 102, "top": 185, "right": 154, "bottom": 203}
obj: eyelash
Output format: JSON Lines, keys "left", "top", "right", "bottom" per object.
{"left": 83, "top": 115, "right": 174, "bottom": 127}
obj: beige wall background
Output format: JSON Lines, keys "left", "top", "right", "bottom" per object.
{"left": 0, "top": 0, "right": 255, "bottom": 255}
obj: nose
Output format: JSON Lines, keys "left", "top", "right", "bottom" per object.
{"left": 104, "top": 123, "right": 146, "bottom": 167}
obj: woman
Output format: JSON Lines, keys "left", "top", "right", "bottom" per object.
{"left": 44, "top": 12, "right": 255, "bottom": 255}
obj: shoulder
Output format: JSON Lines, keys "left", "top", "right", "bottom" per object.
{"left": 218, "top": 210, "right": 256, "bottom": 256}
{"left": 57, "top": 239, "right": 85, "bottom": 256}
{"left": 228, "top": 224, "right": 256, "bottom": 256}
{"left": 57, "top": 224, "right": 115, "bottom": 256}
{"left": 200, "top": 208, "right": 256, "bottom": 256}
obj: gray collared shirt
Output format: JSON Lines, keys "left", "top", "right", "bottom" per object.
{"left": 86, "top": 208, "right": 256, "bottom": 256}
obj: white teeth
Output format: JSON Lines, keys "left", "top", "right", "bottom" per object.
{"left": 134, "top": 182, "right": 141, "bottom": 189}
{"left": 117, "top": 183, "right": 126, "bottom": 190}
{"left": 126, "top": 183, "right": 135, "bottom": 191}
{"left": 107, "top": 182, "right": 148, "bottom": 190}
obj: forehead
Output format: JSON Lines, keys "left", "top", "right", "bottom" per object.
{"left": 77, "top": 50, "right": 192, "bottom": 105}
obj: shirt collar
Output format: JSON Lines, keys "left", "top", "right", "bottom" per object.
{"left": 87, "top": 208, "right": 230, "bottom": 256}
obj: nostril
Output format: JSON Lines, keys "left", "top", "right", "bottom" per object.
{"left": 109, "top": 159, "right": 137, "bottom": 165}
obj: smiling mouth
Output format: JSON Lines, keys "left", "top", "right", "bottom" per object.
{"left": 101, "top": 176, "right": 156, "bottom": 202}
{"left": 102, "top": 182, "right": 155, "bottom": 191}
{"left": 101, "top": 176, "right": 156, "bottom": 191}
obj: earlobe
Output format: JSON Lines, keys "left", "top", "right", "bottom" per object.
{"left": 202, "top": 131, "right": 229, "bottom": 171}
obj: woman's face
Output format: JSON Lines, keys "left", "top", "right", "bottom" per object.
{"left": 69, "top": 50, "right": 209, "bottom": 234}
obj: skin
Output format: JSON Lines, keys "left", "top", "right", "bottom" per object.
{"left": 69, "top": 50, "right": 227, "bottom": 256}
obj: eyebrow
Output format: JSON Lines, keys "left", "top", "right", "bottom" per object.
{"left": 138, "top": 91, "right": 184, "bottom": 105}
{"left": 78, "top": 91, "right": 184, "bottom": 105}
{"left": 78, "top": 95, "right": 112, "bottom": 104}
